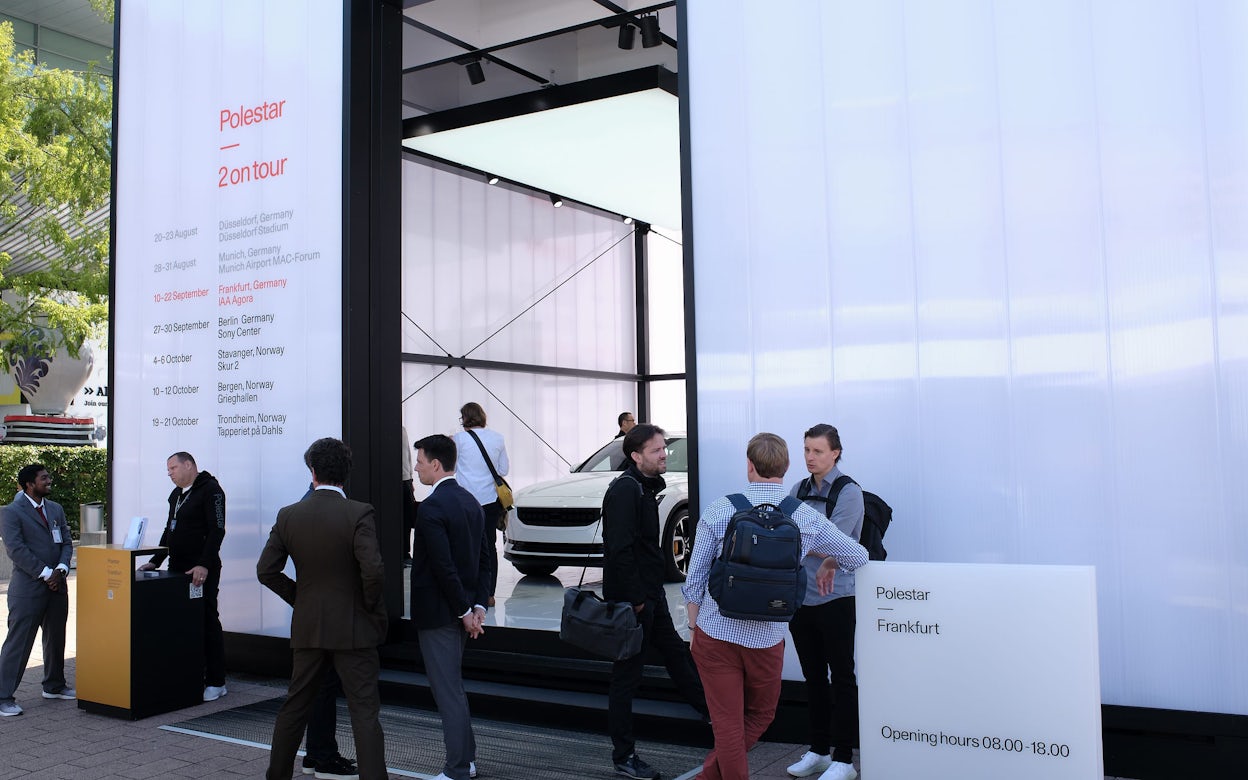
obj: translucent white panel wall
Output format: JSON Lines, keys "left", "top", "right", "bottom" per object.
{"left": 685, "top": 0, "right": 1248, "bottom": 716}
{"left": 647, "top": 227, "right": 688, "bottom": 431}
{"left": 401, "top": 158, "right": 638, "bottom": 490}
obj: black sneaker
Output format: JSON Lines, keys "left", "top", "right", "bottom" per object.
{"left": 614, "top": 753, "right": 660, "bottom": 780}
{"left": 301, "top": 755, "right": 359, "bottom": 780}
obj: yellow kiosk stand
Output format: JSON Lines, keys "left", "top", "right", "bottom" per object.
{"left": 76, "top": 545, "right": 205, "bottom": 719}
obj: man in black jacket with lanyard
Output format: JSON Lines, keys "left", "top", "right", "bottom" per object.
{"left": 139, "top": 452, "right": 228, "bottom": 702}
{"left": 603, "top": 424, "right": 707, "bottom": 780}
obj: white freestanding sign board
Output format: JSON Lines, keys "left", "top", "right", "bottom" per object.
{"left": 855, "top": 563, "right": 1102, "bottom": 779}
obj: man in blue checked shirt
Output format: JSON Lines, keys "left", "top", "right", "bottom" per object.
{"left": 682, "top": 433, "right": 868, "bottom": 780}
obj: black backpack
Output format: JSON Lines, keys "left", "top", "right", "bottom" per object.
{"left": 796, "top": 475, "right": 892, "bottom": 561}
{"left": 707, "top": 494, "right": 806, "bottom": 622}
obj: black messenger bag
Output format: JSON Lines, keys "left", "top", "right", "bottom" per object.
{"left": 559, "top": 587, "right": 644, "bottom": 661}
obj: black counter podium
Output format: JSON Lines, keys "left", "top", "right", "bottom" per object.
{"left": 76, "top": 545, "right": 205, "bottom": 719}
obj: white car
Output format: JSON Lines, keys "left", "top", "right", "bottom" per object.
{"left": 503, "top": 435, "right": 692, "bottom": 582}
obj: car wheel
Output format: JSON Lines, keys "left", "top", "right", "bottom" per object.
{"left": 514, "top": 562, "right": 558, "bottom": 578}
{"left": 662, "top": 508, "right": 691, "bottom": 583}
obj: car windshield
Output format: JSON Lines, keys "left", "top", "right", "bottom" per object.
{"left": 575, "top": 437, "right": 688, "bottom": 473}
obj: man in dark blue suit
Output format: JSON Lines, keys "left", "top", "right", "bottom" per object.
{"left": 410, "top": 434, "right": 494, "bottom": 780}
{"left": 0, "top": 463, "right": 75, "bottom": 716}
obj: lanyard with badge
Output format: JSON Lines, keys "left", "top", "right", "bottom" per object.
{"left": 38, "top": 503, "right": 63, "bottom": 544}
{"left": 172, "top": 489, "right": 190, "bottom": 529}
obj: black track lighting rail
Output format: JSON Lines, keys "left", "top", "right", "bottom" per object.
{"left": 404, "top": 65, "right": 675, "bottom": 138}
{"left": 401, "top": 1, "right": 676, "bottom": 79}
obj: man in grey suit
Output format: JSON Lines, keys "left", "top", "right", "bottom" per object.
{"left": 411, "top": 434, "right": 494, "bottom": 780}
{"left": 0, "top": 463, "right": 75, "bottom": 716}
{"left": 257, "top": 439, "right": 388, "bottom": 780}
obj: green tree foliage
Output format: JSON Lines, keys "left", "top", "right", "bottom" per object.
{"left": 88, "top": 1, "right": 115, "bottom": 24}
{"left": 0, "top": 20, "right": 112, "bottom": 356}
{"left": 0, "top": 444, "right": 107, "bottom": 538}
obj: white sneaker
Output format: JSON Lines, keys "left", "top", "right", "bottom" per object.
{"left": 203, "top": 685, "right": 228, "bottom": 702}
{"left": 787, "top": 751, "right": 832, "bottom": 777}
{"left": 470, "top": 762, "right": 478, "bottom": 778}
{"left": 817, "top": 761, "right": 858, "bottom": 780}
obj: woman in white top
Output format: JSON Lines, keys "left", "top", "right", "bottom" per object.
{"left": 451, "top": 401, "right": 509, "bottom": 602}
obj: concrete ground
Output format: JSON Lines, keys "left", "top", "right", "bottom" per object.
{"left": 0, "top": 572, "right": 278, "bottom": 779}
{"left": 0, "top": 572, "right": 1134, "bottom": 779}
{"left": 0, "top": 572, "right": 828, "bottom": 780}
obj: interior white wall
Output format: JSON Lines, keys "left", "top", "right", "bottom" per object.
{"left": 645, "top": 227, "right": 689, "bottom": 431}
{"left": 401, "top": 159, "right": 640, "bottom": 492}
{"left": 686, "top": 0, "right": 1247, "bottom": 716}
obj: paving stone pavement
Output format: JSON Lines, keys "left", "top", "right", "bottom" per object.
{"left": 0, "top": 573, "right": 816, "bottom": 779}
{"left": 2, "top": 573, "right": 1136, "bottom": 779}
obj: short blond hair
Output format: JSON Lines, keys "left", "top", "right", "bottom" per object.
{"left": 747, "top": 433, "right": 789, "bottom": 479}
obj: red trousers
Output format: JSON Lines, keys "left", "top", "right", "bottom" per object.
{"left": 690, "top": 627, "right": 785, "bottom": 780}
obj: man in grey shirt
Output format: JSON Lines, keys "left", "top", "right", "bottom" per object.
{"left": 785, "top": 424, "right": 864, "bottom": 780}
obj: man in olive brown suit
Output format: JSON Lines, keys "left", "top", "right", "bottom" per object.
{"left": 258, "top": 438, "right": 388, "bottom": 780}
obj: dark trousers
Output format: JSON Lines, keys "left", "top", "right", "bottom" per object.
{"left": 0, "top": 585, "right": 69, "bottom": 700}
{"left": 691, "top": 627, "right": 785, "bottom": 780}
{"left": 481, "top": 501, "right": 503, "bottom": 598}
{"left": 608, "top": 593, "right": 707, "bottom": 762}
{"left": 419, "top": 622, "right": 475, "bottom": 780}
{"left": 304, "top": 666, "right": 343, "bottom": 762}
{"left": 203, "top": 566, "right": 226, "bottom": 687}
{"left": 267, "top": 647, "right": 386, "bottom": 780}
{"left": 402, "top": 480, "right": 416, "bottom": 559}
{"left": 789, "top": 596, "right": 859, "bottom": 763}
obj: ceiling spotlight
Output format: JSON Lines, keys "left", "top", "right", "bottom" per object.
{"left": 640, "top": 15, "right": 661, "bottom": 48}
{"left": 618, "top": 22, "right": 636, "bottom": 50}
{"left": 549, "top": 193, "right": 563, "bottom": 208}
{"left": 465, "top": 58, "right": 485, "bottom": 85}
{"left": 623, "top": 216, "right": 634, "bottom": 225}
{"left": 487, "top": 175, "right": 500, "bottom": 185}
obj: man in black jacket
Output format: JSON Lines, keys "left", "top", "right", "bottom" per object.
{"left": 603, "top": 424, "right": 707, "bottom": 780}
{"left": 139, "top": 452, "right": 228, "bottom": 702}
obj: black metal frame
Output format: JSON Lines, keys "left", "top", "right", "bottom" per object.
{"left": 402, "top": 353, "right": 639, "bottom": 386}
{"left": 634, "top": 223, "right": 651, "bottom": 423}
{"left": 404, "top": 65, "right": 676, "bottom": 138}
{"left": 676, "top": 0, "right": 700, "bottom": 523}
{"left": 104, "top": 1, "right": 122, "bottom": 532}
{"left": 401, "top": 1, "right": 677, "bottom": 83}
{"left": 342, "top": 0, "right": 404, "bottom": 618}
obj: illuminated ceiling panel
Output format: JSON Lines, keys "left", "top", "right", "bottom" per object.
{"left": 403, "top": 68, "right": 681, "bottom": 230}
